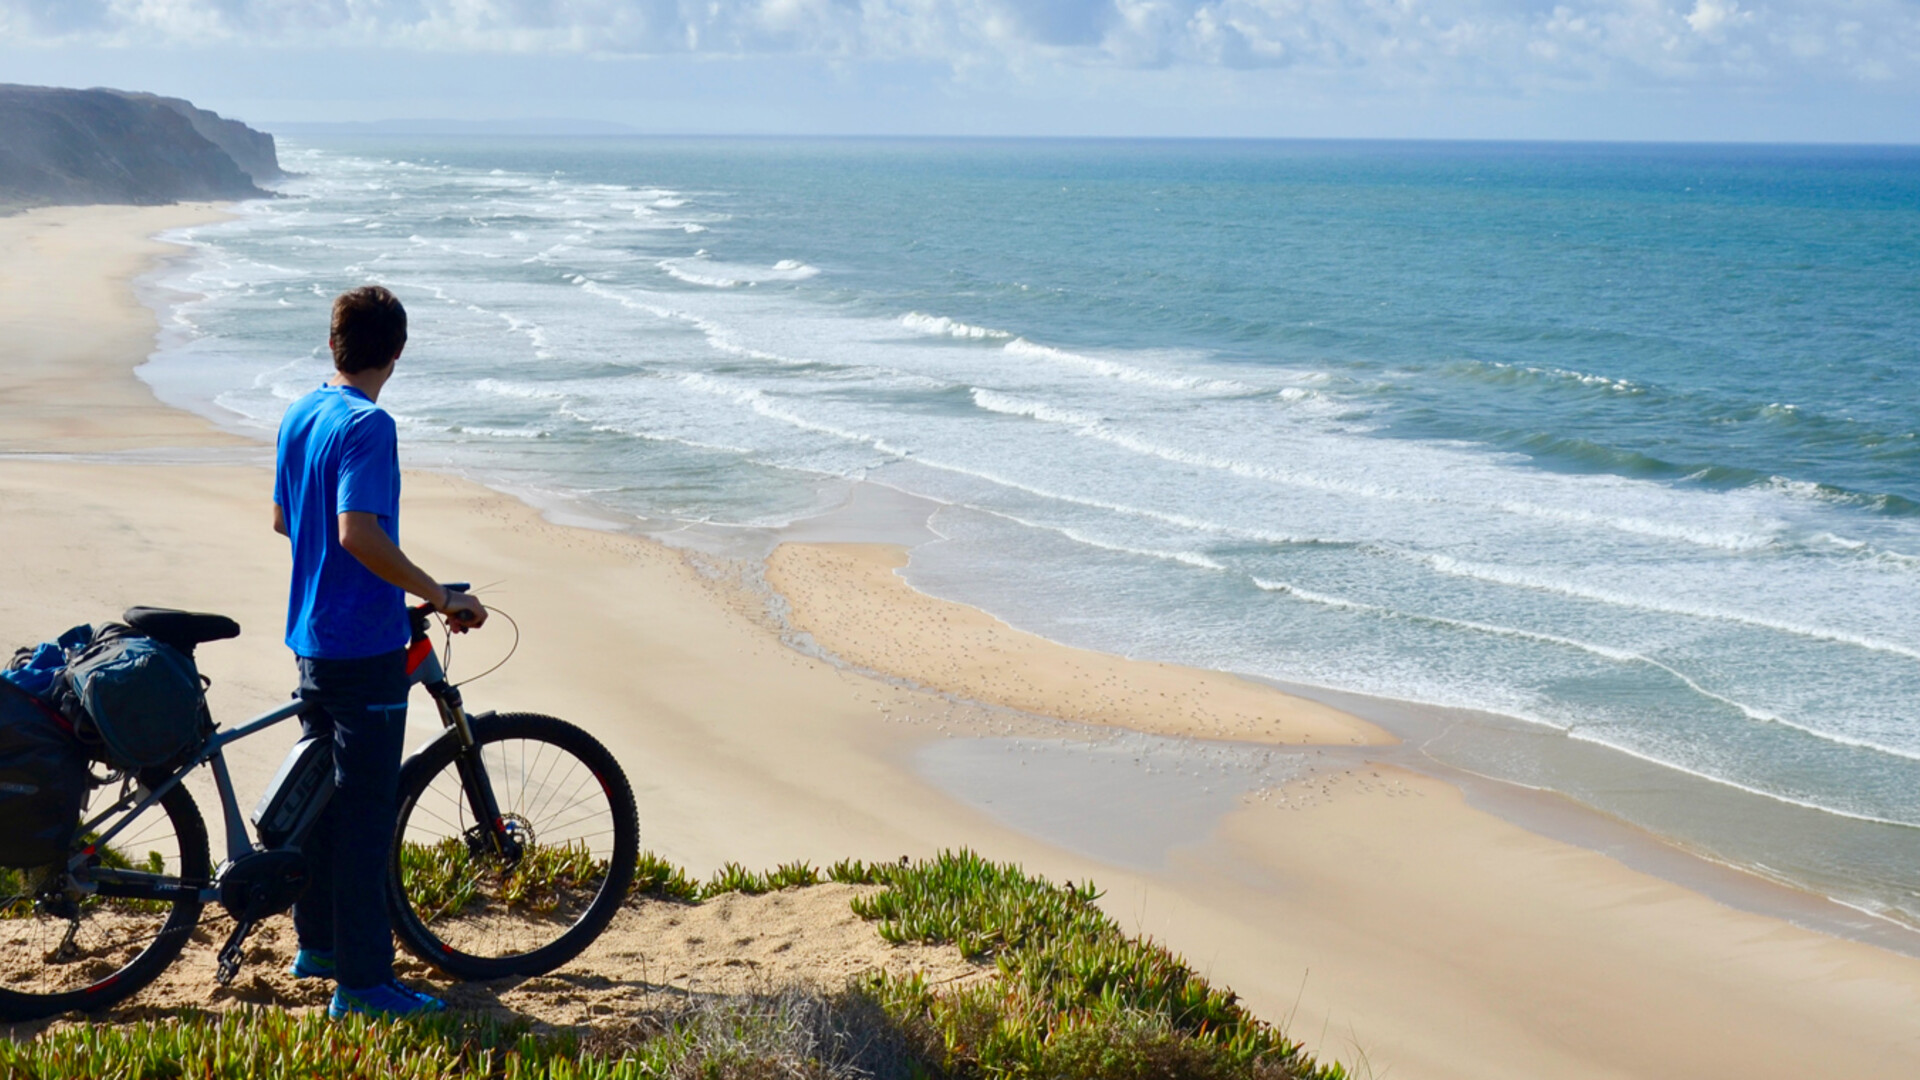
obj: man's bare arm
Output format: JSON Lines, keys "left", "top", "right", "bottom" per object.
{"left": 273, "top": 503, "right": 289, "bottom": 537}
{"left": 338, "top": 511, "right": 487, "bottom": 627}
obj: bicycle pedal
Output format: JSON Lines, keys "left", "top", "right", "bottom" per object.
{"left": 214, "top": 917, "right": 256, "bottom": 986}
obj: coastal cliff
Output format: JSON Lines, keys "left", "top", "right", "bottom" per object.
{"left": 0, "top": 85, "right": 277, "bottom": 210}
{"left": 110, "top": 90, "right": 284, "bottom": 184}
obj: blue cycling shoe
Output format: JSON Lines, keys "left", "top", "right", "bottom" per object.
{"left": 329, "top": 979, "right": 447, "bottom": 1020}
{"left": 288, "top": 948, "right": 336, "bottom": 980}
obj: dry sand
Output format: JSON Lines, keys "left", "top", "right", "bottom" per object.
{"left": 6, "top": 203, "right": 1920, "bottom": 1078}
{"left": 0, "top": 203, "right": 245, "bottom": 453}
{"left": 19, "top": 886, "right": 986, "bottom": 1036}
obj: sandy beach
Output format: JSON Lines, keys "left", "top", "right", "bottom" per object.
{"left": 6, "top": 202, "right": 1920, "bottom": 1078}
{"left": 765, "top": 543, "right": 1386, "bottom": 747}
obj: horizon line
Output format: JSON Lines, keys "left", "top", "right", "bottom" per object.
{"left": 261, "top": 125, "right": 1920, "bottom": 150}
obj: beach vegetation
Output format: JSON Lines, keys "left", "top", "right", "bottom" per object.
{"left": 4, "top": 849, "right": 1342, "bottom": 1079}
{"left": 826, "top": 857, "right": 884, "bottom": 885}
{"left": 0, "top": 837, "right": 173, "bottom": 918}
{"left": 397, "top": 838, "right": 605, "bottom": 921}
{"left": 701, "top": 858, "right": 823, "bottom": 897}
{"left": 0, "top": 999, "right": 883, "bottom": 1080}
{"left": 630, "top": 849, "right": 701, "bottom": 903}
{"left": 852, "top": 849, "right": 1336, "bottom": 1079}
{"left": 398, "top": 842, "right": 840, "bottom": 911}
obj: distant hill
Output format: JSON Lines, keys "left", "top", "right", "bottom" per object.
{"left": 0, "top": 85, "right": 278, "bottom": 211}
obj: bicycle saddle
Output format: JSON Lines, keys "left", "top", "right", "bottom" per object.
{"left": 123, "top": 607, "right": 241, "bottom": 657}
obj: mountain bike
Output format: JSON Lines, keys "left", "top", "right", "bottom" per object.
{"left": 0, "top": 587, "right": 640, "bottom": 1021}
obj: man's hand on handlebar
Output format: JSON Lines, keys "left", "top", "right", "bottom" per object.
{"left": 436, "top": 588, "right": 488, "bottom": 632}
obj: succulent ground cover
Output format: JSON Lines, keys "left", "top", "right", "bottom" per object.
{"left": 0, "top": 850, "right": 1345, "bottom": 1079}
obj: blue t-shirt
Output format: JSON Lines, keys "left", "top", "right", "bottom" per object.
{"left": 274, "top": 383, "right": 407, "bottom": 660}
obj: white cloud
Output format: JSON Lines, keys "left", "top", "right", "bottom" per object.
{"left": 1685, "top": 0, "right": 1747, "bottom": 36}
{"left": 2, "top": 0, "right": 1915, "bottom": 92}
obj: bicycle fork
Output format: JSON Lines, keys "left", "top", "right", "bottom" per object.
{"left": 409, "top": 641, "right": 519, "bottom": 864}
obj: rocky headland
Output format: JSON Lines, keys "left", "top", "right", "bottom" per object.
{"left": 0, "top": 85, "right": 279, "bottom": 211}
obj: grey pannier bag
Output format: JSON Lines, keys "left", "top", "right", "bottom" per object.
{"left": 54, "top": 622, "right": 212, "bottom": 771}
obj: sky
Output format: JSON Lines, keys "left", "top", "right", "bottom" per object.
{"left": 1, "top": 0, "right": 1915, "bottom": 141}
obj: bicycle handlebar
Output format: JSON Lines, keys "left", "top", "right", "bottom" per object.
{"left": 410, "top": 582, "right": 478, "bottom": 623}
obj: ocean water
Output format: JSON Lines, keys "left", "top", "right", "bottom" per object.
{"left": 143, "top": 137, "right": 1920, "bottom": 925}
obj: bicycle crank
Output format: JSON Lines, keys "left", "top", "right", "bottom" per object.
{"left": 215, "top": 917, "right": 255, "bottom": 986}
{"left": 211, "top": 849, "right": 310, "bottom": 985}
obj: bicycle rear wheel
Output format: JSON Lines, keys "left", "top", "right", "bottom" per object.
{"left": 388, "top": 712, "right": 638, "bottom": 980}
{"left": 0, "top": 780, "right": 208, "bottom": 1020}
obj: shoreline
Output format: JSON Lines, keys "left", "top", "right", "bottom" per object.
{"left": 8, "top": 201, "right": 1920, "bottom": 1077}
{"left": 763, "top": 525, "right": 1920, "bottom": 955}
{"left": 123, "top": 187, "right": 1920, "bottom": 938}
{"left": 0, "top": 203, "right": 243, "bottom": 453}
{"left": 765, "top": 542, "right": 1391, "bottom": 748}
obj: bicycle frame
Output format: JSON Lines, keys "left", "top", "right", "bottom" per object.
{"left": 67, "top": 597, "right": 501, "bottom": 905}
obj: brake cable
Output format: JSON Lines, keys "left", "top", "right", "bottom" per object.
{"left": 438, "top": 604, "right": 520, "bottom": 689}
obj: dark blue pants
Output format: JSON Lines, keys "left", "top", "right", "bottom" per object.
{"left": 290, "top": 648, "right": 409, "bottom": 990}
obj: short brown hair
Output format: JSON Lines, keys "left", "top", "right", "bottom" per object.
{"left": 329, "top": 286, "right": 407, "bottom": 374}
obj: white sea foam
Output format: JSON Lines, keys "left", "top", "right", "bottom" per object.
{"left": 474, "top": 377, "right": 569, "bottom": 401}
{"left": 901, "top": 312, "right": 1013, "bottom": 340}
{"left": 975, "top": 385, "right": 1800, "bottom": 554}
{"left": 1003, "top": 338, "right": 1245, "bottom": 393}
{"left": 1561, "top": 731, "right": 1920, "bottom": 829}
{"left": 899, "top": 454, "right": 1319, "bottom": 549}
{"left": 677, "top": 372, "right": 889, "bottom": 451}
{"left": 449, "top": 425, "right": 549, "bottom": 439}
{"left": 554, "top": 407, "right": 755, "bottom": 454}
{"left": 969, "top": 388, "right": 1102, "bottom": 428}
{"left": 1249, "top": 578, "right": 1375, "bottom": 614}
{"left": 658, "top": 255, "right": 821, "bottom": 288}
{"left": 1482, "top": 360, "right": 1647, "bottom": 395}
{"left": 1421, "top": 553, "right": 1920, "bottom": 662}
{"left": 978, "top": 391, "right": 1415, "bottom": 502}
{"left": 1252, "top": 576, "right": 1648, "bottom": 661}
{"left": 1491, "top": 499, "right": 1779, "bottom": 552}
{"left": 573, "top": 279, "right": 808, "bottom": 365}
{"left": 1250, "top": 573, "right": 1920, "bottom": 761}
{"left": 974, "top": 507, "right": 1227, "bottom": 572}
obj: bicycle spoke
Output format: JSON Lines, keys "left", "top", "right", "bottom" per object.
{"left": 395, "top": 729, "right": 624, "bottom": 964}
{"left": 0, "top": 784, "right": 203, "bottom": 1007}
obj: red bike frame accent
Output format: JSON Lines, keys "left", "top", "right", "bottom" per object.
{"left": 405, "top": 637, "right": 433, "bottom": 676}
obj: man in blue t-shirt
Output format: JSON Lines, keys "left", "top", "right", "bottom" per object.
{"left": 272, "top": 285, "right": 486, "bottom": 1019}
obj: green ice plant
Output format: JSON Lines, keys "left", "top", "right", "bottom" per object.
{"left": 397, "top": 838, "right": 608, "bottom": 921}
{"left": 8, "top": 849, "right": 1347, "bottom": 1080}
{"left": 852, "top": 849, "right": 1343, "bottom": 1079}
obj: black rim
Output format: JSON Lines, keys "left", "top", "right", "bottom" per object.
{"left": 391, "top": 715, "right": 636, "bottom": 977}
{"left": 0, "top": 783, "right": 206, "bottom": 1017}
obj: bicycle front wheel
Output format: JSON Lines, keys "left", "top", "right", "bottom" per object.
{"left": 388, "top": 712, "right": 638, "bottom": 980}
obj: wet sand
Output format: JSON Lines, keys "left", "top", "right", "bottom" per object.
{"left": 5, "top": 202, "right": 1920, "bottom": 1078}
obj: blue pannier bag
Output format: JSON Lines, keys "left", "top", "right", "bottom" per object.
{"left": 53, "top": 623, "right": 211, "bottom": 771}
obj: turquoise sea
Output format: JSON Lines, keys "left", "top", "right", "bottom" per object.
{"left": 143, "top": 137, "right": 1920, "bottom": 927}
